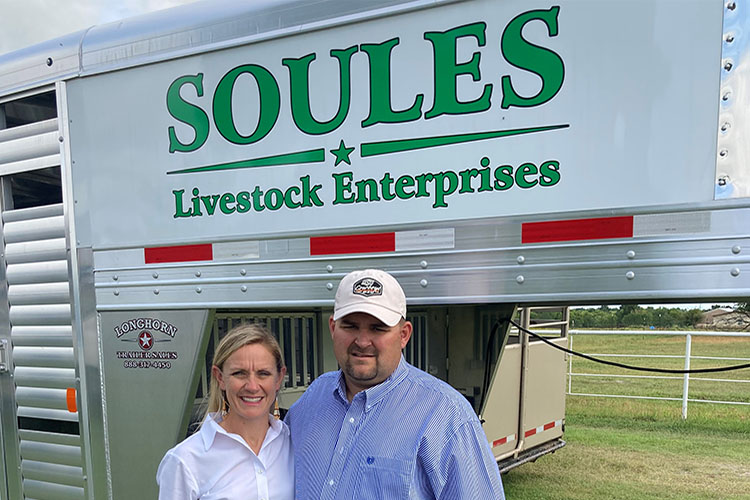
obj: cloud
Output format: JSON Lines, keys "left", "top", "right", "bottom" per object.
{"left": 0, "top": 0, "right": 198, "bottom": 56}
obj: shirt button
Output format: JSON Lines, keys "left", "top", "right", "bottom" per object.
{"left": 328, "top": 479, "right": 335, "bottom": 486}
{"left": 257, "top": 469, "right": 264, "bottom": 475}
{"left": 339, "top": 447, "right": 344, "bottom": 455}
{"left": 349, "top": 417, "right": 355, "bottom": 424}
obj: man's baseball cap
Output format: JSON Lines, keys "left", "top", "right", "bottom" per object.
{"left": 333, "top": 269, "right": 406, "bottom": 327}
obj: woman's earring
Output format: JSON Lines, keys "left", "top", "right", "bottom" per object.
{"left": 222, "top": 391, "right": 229, "bottom": 416}
{"left": 273, "top": 399, "right": 280, "bottom": 420}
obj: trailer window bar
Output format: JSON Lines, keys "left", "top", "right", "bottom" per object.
{"left": 195, "top": 312, "right": 320, "bottom": 403}
{"left": 404, "top": 312, "right": 428, "bottom": 372}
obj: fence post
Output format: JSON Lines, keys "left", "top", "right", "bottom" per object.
{"left": 568, "top": 333, "right": 573, "bottom": 394}
{"left": 681, "top": 333, "right": 692, "bottom": 420}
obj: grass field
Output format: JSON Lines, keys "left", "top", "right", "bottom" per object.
{"left": 502, "top": 332, "right": 750, "bottom": 500}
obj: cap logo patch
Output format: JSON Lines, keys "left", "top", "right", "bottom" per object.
{"left": 352, "top": 278, "right": 383, "bottom": 297}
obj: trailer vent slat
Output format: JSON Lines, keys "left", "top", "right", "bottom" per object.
{"left": 18, "top": 429, "right": 82, "bottom": 446}
{"left": 12, "top": 347, "right": 75, "bottom": 369}
{"left": 0, "top": 130, "right": 59, "bottom": 166}
{"left": 15, "top": 387, "right": 73, "bottom": 411}
{"left": 2, "top": 202, "right": 63, "bottom": 223}
{"left": 6, "top": 261, "right": 69, "bottom": 285}
{"left": 11, "top": 325, "right": 74, "bottom": 347}
{"left": 14, "top": 367, "right": 77, "bottom": 388}
{"left": 2, "top": 214, "right": 65, "bottom": 243}
{"left": 5, "top": 237, "right": 67, "bottom": 264}
{"left": 21, "top": 460, "right": 85, "bottom": 488}
{"left": 0, "top": 119, "right": 58, "bottom": 144}
{"left": 21, "top": 479, "right": 84, "bottom": 500}
{"left": 8, "top": 282, "right": 70, "bottom": 305}
{"left": 16, "top": 406, "right": 80, "bottom": 423}
{"left": 9, "top": 304, "right": 71, "bottom": 325}
{"left": 18, "top": 438, "right": 83, "bottom": 467}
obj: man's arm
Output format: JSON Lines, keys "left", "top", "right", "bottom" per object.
{"left": 432, "top": 419, "right": 506, "bottom": 500}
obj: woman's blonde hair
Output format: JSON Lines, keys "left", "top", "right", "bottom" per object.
{"left": 204, "top": 323, "right": 284, "bottom": 419}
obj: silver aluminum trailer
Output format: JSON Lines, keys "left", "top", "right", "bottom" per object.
{"left": 0, "top": 0, "right": 748, "bottom": 498}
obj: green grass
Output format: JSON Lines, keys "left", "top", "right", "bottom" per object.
{"left": 503, "top": 398, "right": 750, "bottom": 500}
{"left": 502, "top": 333, "right": 750, "bottom": 500}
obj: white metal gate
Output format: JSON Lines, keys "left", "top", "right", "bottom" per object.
{"left": 0, "top": 99, "right": 87, "bottom": 499}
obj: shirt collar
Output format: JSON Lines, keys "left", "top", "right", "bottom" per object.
{"left": 200, "top": 412, "right": 223, "bottom": 451}
{"left": 199, "top": 412, "right": 287, "bottom": 451}
{"left": 334, "top": 355, "right": 409, "bottom": 408}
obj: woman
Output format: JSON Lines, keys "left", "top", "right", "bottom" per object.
{"left": 157, "top": 324, "right": 294, "bottom": 499}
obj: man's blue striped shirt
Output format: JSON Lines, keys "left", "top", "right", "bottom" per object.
{"left": 286, "top": 357, "right": 505, "bottom": 499}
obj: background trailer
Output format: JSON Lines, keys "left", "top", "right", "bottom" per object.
{"left": 0, "top": 0, "right": 748, "bottom": 498}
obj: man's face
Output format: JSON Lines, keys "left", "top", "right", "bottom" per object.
{"left": 330, "top": 312, "right": 412, "bottom": 397}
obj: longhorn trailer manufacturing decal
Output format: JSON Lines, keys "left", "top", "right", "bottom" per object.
{"left": 115, "top": 318, "right": 179, "bottom": 370}
{"left": 165, "top": 7, "right": 567, "bottom": 218}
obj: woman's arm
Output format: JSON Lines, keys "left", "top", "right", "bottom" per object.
{"left": 156, "top": 452, "right": 200, "bottom": 500}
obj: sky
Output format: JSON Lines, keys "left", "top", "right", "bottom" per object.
{"left": 0, "top": 0, "right": 199, "bottom": 56}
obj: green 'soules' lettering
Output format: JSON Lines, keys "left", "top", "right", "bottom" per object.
{"left": 167, "top": 75, "right": 210, "bottom": 153}
{"left": 424, "top": 22, "right": 492, "bottom": 119}
{"left": 360, "top": 38, "right": 424, "bottom": 127}
{"left": 213, "top": 64, "right": 280, "bottom": 145}
{"left": 166, "top": 9, "right": 565, "bottom": 151}
{"left": 500, "top": 6, "right": 564, "bottom": 109}
{"left": 283, "top": 47, "right": 358, "bottom": 135}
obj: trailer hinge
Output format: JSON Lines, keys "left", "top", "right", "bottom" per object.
{"left": 0, "top": 339, "right": 8, "bottom": 373}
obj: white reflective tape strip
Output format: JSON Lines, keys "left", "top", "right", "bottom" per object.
{"left": 212, "top": 241, "right": 260, "bottom": 260}
{"left": 395, "top": 228, "right": 454, "bottom": 252}
{"left": 633, "top": 212, "right": 710, "bottom": 237}
{"left": 93, "top": 248, "right": 144, "bottom": 269}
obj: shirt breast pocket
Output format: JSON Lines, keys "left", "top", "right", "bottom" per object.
{"left": 358, "top": 455, "right": 412, "bottom": 499}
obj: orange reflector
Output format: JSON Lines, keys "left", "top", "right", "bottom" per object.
{"left": 66, "top": 388, "right": 77, "bottom": 413}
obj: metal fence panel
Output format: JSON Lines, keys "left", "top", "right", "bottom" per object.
{"left": 567, "top": 329, "right": 750, "bottom": 418}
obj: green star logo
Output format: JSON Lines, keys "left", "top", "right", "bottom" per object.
{"left": 330, "top": 140, "right": 355, "bottom": 166}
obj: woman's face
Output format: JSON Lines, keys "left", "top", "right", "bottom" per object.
{"left": 213, "top": 343, "right": 285, "bottom": 424}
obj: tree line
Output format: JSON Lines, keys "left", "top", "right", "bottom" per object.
{"left": 565, "top": 305, "right": 705, "bottom": 329}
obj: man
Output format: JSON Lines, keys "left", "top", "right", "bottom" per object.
{"left": 286, "top": 269, "right": 505, "bottom": 499}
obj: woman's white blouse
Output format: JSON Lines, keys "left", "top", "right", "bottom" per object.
{"left": 156, "top": 413, "right": 294, "bottom": 500}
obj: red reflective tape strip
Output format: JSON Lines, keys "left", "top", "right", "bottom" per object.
{"left": 492, "top": 433, "right": 515, "bottom": 448}
{"left": 521, "top": 216, "right": 634, "bottom": 244}
{"left": 524, "top": 420, "right": 561, "bottom": 438}
{"left": 493, "top": 437, "right": 508, "bottom": 447}
{"left": 310, "top": 233, "right": 396, "bottom": 256}
{"left": 144, "top": 244, "right": 213, "bottom": 264}
{"left": 66, "top": 388, "right": 77, "bottom": 413}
